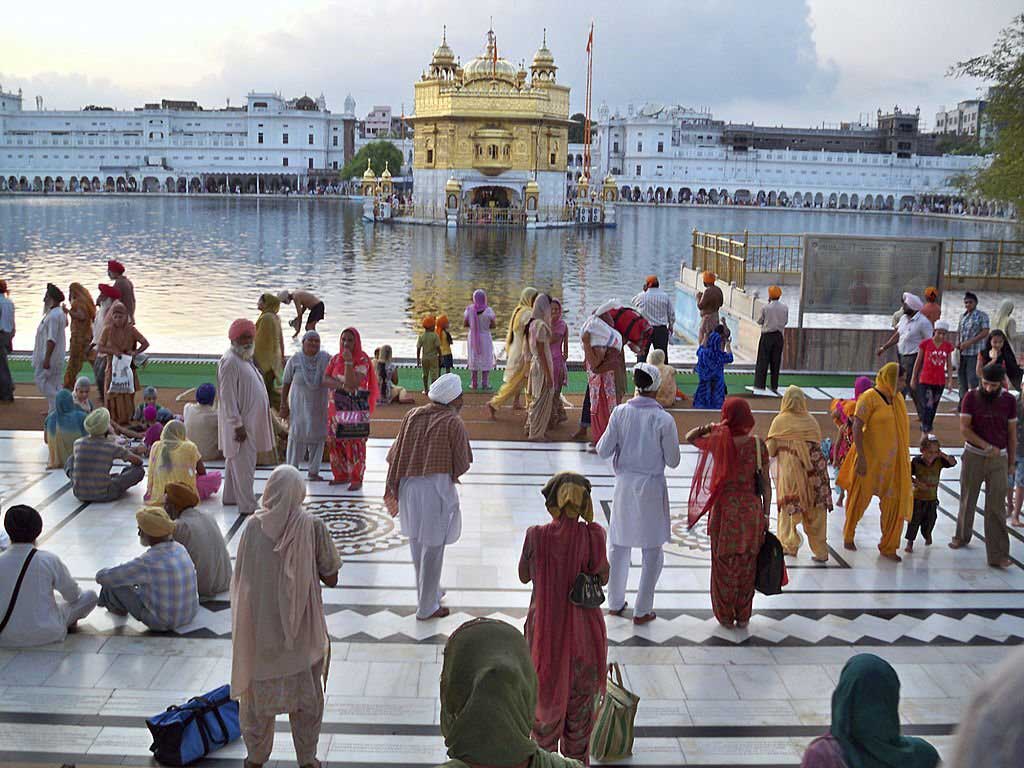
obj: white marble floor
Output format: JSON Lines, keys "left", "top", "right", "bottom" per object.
{"left": 0, "top": 430, "right": 1020, "bottom": 766}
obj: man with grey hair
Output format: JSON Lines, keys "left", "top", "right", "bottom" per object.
{"left": 384, "top": 373, "right": 473, "bottom": 620}
{"left": 598, "top": 363, "right": 681, "bottom": 625}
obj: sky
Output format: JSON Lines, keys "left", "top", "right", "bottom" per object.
{"left": 1, "top": 0, "right": 1018, "bottom": 128}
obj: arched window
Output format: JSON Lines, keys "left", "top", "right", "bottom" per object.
{"left": 488, "top": 145, "right": 498, "bottom": 159}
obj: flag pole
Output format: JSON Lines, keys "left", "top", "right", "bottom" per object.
{"left": 583, "top": 21, "right": 594, "bottom": 184}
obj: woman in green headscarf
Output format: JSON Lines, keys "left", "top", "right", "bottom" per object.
{"left": 488, "top": 287, "right": 538, "bottom": 418}
{"left": 254, "top": 292, "right": 285, "bottom": 409}
{"left": 518, "top": 473, "right": 608, "bottom": 762}
{"left": 799, "top": 654, "right": 938, "bottom": 768}
{"left": 437, "top": 618, "right": 583, "bottom": 768}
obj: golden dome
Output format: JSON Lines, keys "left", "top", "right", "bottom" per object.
{"left": 445, "top": 175, "right": 462, "bottom": 192}
{"left": 430, "top": 27, "right": 455, "bottom": 67}
{"left": 463, "top": 29, "right": 518, "bottom": 85}
{"left": 381, "top": 161, "right": 392, "bottom": 179}
{"left": 362, "top": 159, "right": 376, "bottom": 180}
{"left": 531, "top": 29, "right": 556, "bottom": 69}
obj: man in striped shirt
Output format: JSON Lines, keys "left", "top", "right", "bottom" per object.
{"left": 66, "top": 408, "right": 145, "bottom": 502}
{"left": 95, "top": 507, "right": 199, "bottom": 631}
{"left": 631, "top": 276, "right": 675, "bottom": 363}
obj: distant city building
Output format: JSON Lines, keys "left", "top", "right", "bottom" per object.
{"left": 0, "top": 87, "right": 357, "bottom": 193}
{"left": 364, "top": 105, "right": 393, "bottom": 137}
{"left": 588, "top": 102, "right": 989, "bottom": 209}
{"left": 935, "top": 99, "right": 989, "bottom": 143}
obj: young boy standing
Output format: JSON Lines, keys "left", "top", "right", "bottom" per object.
{"left": 416, "top": 316, "right": 441, "bottom": 394}
{"left": 906, "top": 435, "right": 957, "bottom": 552}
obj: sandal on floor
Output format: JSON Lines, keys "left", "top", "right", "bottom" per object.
{"left": 608, "top": 602, "right": 628, "bottom": 617}
{"left": 633, "top": 612, "right": 656, "bottom": 625}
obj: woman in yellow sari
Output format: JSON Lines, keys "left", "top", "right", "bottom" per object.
{"left": 767, "top": 386, "right": 832, "bottom": 562}
{"left": 837, "top": 363, "right": 913, "bottom": 561}
{"left": 488, "top": 287, "right": 538, "bottom": 418}
{"left": 254, "top": 292, "right": 285, "bottom": 409}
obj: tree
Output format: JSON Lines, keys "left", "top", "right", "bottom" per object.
{"left": 949, "top": 14, "right": 1024, "bottom": 208}
{"left": 568, "top": 112, "right": 587, "bottom": 144}
{"left": 340, "top": 141, "right": 403, "bottom": 181}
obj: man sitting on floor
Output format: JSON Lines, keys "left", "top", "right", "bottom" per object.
{"left": 183, "top": 383, "right": 222, "bottom": 461}
{"left": 164, "top": 482, "right": 231, "bottom": 598}
{"left": 0, "top": 504, "right": 98, "bottom": 647}
{"left": 94, "top": 507, "right": 199, "bottom": 631}
{"left": 66, "top": 408, "right": 145, "bottom": 502}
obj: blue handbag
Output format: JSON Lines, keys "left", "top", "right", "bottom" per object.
{"left": 146, "top": 684, "right": 241, "bottom": 766}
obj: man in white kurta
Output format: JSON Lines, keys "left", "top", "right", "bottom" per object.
{"left": 32, "top": 284, "right": 67, "bottom": 411}
{"left": 218, "top": 319, "right": 274, "bottom": 516}
{"left": 385, "top": 374, "right": 473, "bottom": 620}
{"left": 597, "top": 363, "right": 681, "bottom": 624}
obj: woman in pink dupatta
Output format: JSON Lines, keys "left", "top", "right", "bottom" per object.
{"left": 463, "top": 289, "right": 496, "bottom": 391}
{"left": 518, "top": 472, "right": 609, "bottom": 764}
{"left": 231, "top": 465, "right": 341, "bottom": 768}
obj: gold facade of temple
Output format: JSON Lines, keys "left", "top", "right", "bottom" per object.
{"left": 408, "top": 28, "right": 571, "bottom": 178}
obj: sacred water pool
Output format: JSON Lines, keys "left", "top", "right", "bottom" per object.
{"left": 0, "top": 196, "right": 1016, "bottom": 354}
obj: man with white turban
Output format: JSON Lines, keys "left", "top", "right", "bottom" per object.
{"left": 384, "top": 373, "right": 473, "bottom": 620}
{"left": 218, "top": 319, "right": 274, "bottom": 516}
{"left": 597, "top": 363, "right": 680, "bottom": 625}
{"left": 878, "top": 292, "right": 934, "bottom": 418}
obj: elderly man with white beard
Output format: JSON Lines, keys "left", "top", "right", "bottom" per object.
{"left": 218, "top": 319, "right": 274, "bottom": 516}
{"left": 384, "top": 373, "right": 473, "bottom": 620}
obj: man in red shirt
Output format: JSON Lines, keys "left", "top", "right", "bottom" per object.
{"left": 951, "top": 362, "right": 1016, "bottom": 568}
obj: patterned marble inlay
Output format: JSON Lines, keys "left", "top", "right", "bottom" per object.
{"left": 306, "top": 498, "right": 406, "bottom": 556}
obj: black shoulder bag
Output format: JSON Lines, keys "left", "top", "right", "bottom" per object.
{"left": 0, "top": 548, "right": 38, "bottom": 633}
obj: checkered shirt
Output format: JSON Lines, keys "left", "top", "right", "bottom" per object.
{"left": 95, "top": 541, "right": 199, "bottom": 628}
{"left": 958, "top": 308, "right": 990, "bottom": 356}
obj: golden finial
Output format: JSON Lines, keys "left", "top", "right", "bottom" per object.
{"left": 442, "top": 24, "right": 446, "bottom": 45}
{"left": 542, "top": 28, "right": 547, "bottom": 47}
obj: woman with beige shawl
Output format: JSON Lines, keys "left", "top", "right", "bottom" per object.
{"left": 231, "top": 465, "right": 341, "bottom": 768}
{"left": 767, "top": 386, "right": 832, "bottom": 562}
{"left": 488, "top": 287, "right": 538, "bottom": 417}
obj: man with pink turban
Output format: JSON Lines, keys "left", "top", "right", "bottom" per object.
{"left": 217, "top": 319, "right": 274, "bottom": 515}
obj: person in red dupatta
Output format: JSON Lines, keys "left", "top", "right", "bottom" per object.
{"left": 518, "top": 472, "right": 609, "bottom": 764}
{"left": 324, "top": 327, "right": 378, "bottom": 491}
{"left": 687, "top": 397, "right": 771, "bottom": 629}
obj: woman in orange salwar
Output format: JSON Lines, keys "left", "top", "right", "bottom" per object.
{"left": 519, "top": 472, "right": 608, "bottom": 764}
{"left": 324, "top": 327, "right": 377, "bottom": 491}
{"left": 836, "top": 362, "right": 912, "bottom": 561}
{"left": 687, "top": 397, "right": 770, "bottom": 629}
{"left": 64, "top": 282, "right": 96, "bottom": 389}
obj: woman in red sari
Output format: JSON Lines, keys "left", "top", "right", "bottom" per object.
{"left": 518, "top": 472, "right": 608, "bottom": 764}
{"left": 687, "top": 397, "right": 771, "bottom": 629}
{"left": 324, "top": 327, "right": 377, "bottom": 490}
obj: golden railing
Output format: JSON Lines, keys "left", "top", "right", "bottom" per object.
{"left": 690, "top": 230, "right": 748, "bottom": 288}
{"left": 461, "top": 208, "right": 528, "bottom": 226}
{"left": 691, "top": 231, "right": 1024, "bottom": 286}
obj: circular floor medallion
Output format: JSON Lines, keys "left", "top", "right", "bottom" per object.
{"left": 305, "top": 498, "right": 406, "bottom": 556}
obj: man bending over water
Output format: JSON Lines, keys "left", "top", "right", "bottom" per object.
{"left": 278, "top": 290, "right": 325, "bottom": 337}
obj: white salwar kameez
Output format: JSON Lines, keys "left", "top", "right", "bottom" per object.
{"left": 596, "top": 396, "right": 681, "bottom": 617}
{"left": 282, "top": 353, "right": 330, "bottom": 478}
{"left": 32, "top": 307, "right": 66, "bottom": 411}
{"left": 218, "top": 350, "right": 274, "bottom": 516}
{"left": 398, "top": 473, "right": 461, "bottom": 619}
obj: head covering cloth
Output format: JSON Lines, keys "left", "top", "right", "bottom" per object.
{"left": 924, "top": 286, "right": 938, "bottom": 300}
{"left": 107, "top": 259, "right": 125, "bottom": 275}
{"left": 506, "top": 287, "right": 539, "bottom": 346}
{"left": 84, "top": 407, "right": 110, "bottom": 436}
{"left": 766, "top": 386, "right": 822, "bottom": 511}
{"left": 992, "top": 298, "right": 1014, "bottom": 332}
{"left": 422, "top": 315, "right": 436, "bottom": 330}
{"left": 465, "top": 290, "right": 492, "bottom": 359}
{"left": 44, "top": 389, "right": 88, "bottom": 445}
{"left": 143, "top": 404, "right": 158, "bottom": 422}
{"left": 437, "top": 314, "right": 449, "bottom": 330}
{"left": 332, "top": 327, "right": 378, "bottom": 414}
{"left": 69, "top": 282, "right": 96, "bottom": 321}
{"left": 255, "top": 295, "right": 284, "bottom": 377}
{"left": 688, "top": 397, "right": 757, "bottom": 528}
{"left": 644, "top": 275, "right": 659, "bottom": 289}
{"left": 4, "top": 504, "right": 42, "bottom": 544}
{"left": 196, "top": 383, "right": 216, "bottom": 405}
{"left": 136, "top": 506, "right": 176, "bottom": 538}
{"left": 150, "top": 419, "right": 191, "bottom": 474}
{"left": 298, "top": 331, "right": 331, "bottom": 389}
{"left": 981, "top": 329, "right": 1021, "bottom": 384}
{"left": 541, "top": 472, "right": 594, "bottom": 522}
{"left": 934, "top": 320, "right": 951, "bottom": 332}
{"left": 902, "top": 292, "right": 924, "bottom": 312}
{"left": 228, "top": 318, "right": 256, "bottom": 342}
{"left": 829, "top": 654, "right": 939, "bottom": 768}
{"left": 74, "top": 376, "right": 91, "bottom": 392}
{"left": 634, "top": 361, "right": 662, "bottom": 392}
{"left": 164, "top": 481, "right": 200, "bottom": 511}
{"left": 702, "top": 271, "right": 717, "bottom": 285}
{"left": 439, "top": 618, "right": 545, "bottom": 767}
{"left": 143, "top": 385, "right": 157, "bottom": 399}
{"left": 45, "top": 283, "right": 64, "bottom": 306}
{"left": 768, "top": 285, "right": 782, "bottom": 300}
{"left": 429, "top": 372, "right": 463, "bottom": 405}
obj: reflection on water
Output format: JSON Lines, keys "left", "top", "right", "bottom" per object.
{"left": 0, "top": 196, "right": 1017, "bottom": 354}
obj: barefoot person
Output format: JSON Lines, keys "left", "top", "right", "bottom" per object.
{"left": 837, "top": 363, "right": 913, "bottom": 561}
{"left": 278, "top": 289, "right": 325, "bottom": 337}
{"left": 384, "top": 373, "right": 472, "bottom": 620}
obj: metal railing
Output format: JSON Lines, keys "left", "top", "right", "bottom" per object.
{"left": 461, "top": 208, "right": 528, "bottom": 227}
{"left": 691, "top": 230, "right": 1024, "bottom": 287}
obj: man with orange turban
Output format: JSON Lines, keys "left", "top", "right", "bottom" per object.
{"left": 417, "top": 315, "right": 441, "bottom": 393}
{"left": 631, "top": 275, "right": 675, "bottom": 363}
{"left": 754, "top": 285, "right": 789, "bottom": 393}
{"left": 921, "top": 287, "right": 941, "bottom": 325}
{"left": 217, "top": 319, "right": 274, "bottom": 516}
{"left": 696, "top": 271, "right": 723, "bottom": 345}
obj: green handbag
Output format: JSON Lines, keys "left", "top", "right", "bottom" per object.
{"left": 589, "top": 663, "right": 640, "bottom": 762}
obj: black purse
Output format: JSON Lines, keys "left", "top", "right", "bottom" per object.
{"left": 570, "top": 572, "right": 605, "bottom": 609}
{"left": 755, "top": 531, "right": 787, "bottom": 595}
{"left": 333, "top": 389, "right": 371, "bottom": 439}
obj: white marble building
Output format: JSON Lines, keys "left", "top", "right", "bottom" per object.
{"left": 586, "top": 103, "right": 991, "bottom": 209}
{"left": 0, "top": 87, "right": 357, "bottom": 193}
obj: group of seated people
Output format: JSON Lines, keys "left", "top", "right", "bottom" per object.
{"left": 0, "top": 481, "right": 231, "bottom": 644}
